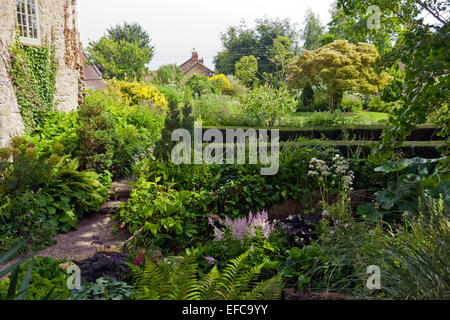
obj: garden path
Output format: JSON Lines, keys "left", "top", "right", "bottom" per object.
{"left": 0, "top": 180, "right": 132, "bottom": 277}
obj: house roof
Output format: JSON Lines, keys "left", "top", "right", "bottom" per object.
{"left": 82, "top": 52, "right": 107, "bottom": 90}
{"left": 179, "top": 50, "right": 214, "bottom": 76}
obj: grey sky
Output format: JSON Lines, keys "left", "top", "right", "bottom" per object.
{"left": 77, "top": 0, "right": 335, "bottom": 71}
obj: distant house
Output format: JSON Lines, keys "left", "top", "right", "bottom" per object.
{"left": 179, "top": 49, "right": 214, "bottom": 78}
{"left": 82, "top": 52, "right": 107, "bottom": 90}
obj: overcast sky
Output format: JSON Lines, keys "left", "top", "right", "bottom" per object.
{"left": 77, "top": 0, "right": 335, "bottom": 71}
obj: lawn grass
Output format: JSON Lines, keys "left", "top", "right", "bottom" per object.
{"left": 290, "top": 111, "right": 390, "bottom": 125}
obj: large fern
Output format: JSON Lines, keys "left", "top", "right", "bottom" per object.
{"left": 130, "top": 250, "right": 282, "bottom": 300}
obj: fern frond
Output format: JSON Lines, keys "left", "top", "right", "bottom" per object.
{"left": 197, "top": 265, "right": 220, "bottom": 300}
{"left": 241, "top": 274, "right": 283, "bottom": 300}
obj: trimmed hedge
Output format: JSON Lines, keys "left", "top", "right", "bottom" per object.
{"left": 203, "top": 125, "right": 444, "bottom": 142}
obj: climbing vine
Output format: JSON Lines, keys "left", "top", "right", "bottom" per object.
{"left": 8, "top": 37, "right": 57, "bottom": 130}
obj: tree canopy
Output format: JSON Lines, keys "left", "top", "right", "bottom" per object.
{"left": 235, "top": 55, "right": 259, "bottom": 86}
{"left": 300, "top": 8, "right": 325, "bottom": 50}
{"left": 214, "top": 17, "right": 299, "bottom": 82}
{"left": 288, "top": 40, "right": 393, "bottom": 110}
{"left": 86, "top": 22, "right": 154, "bottom": 80}
{"left": 338, "top": 0, "right": 449, "bottom": 159}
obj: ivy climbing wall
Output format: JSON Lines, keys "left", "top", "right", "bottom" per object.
{"left": 0, "top": 0, "right": 84, "bottom": 148}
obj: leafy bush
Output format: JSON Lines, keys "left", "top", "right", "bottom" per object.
{"left": 107, "top": 79, "right": 168, "bottom": 110}
{"left": 185, "top": 74, "right": 214, "bottom": 97}
{"left": 339, "top": 95, "right": 363, "bottom": 112}
{"left": 72, "top": 276, "right": 132, "bottom": 300}
{"left": 0, "top": 140, "right": 107, "bottom": 253}
{"left": 372, "top": 157, "right": 449, "bottom": 223}
{"left": 209, "top": 74, "right": 232, "bottom": 95}
{"left": 0, "top": 256, "right": 72, "bottom": 300}
{"left": 226, "top": 75, "right": 249, "bottom": 97}
{"left": 76, "top": 90, "right": 164, "bottom": 176}
{"left": 301, "top": 110, "right": 360, "bottom": 127}
{"left": 297, "top": 85, "right": 315, "bottom": 112}
{"left": 243, "top": 85, "right": 297, "bottom": 126}
{"left": 380, "top": 66, "right": 405, "bottom": 103}
{"left": 119, "top": 159, "right": 208, "bottom": 247}
{"left": 154, "top": 64, "right": 183, "bottom": 86}
{"left": 366, "top": 96, "right": 388, "bottom": 112}
{"left": 78, "top": 252, "right": 131, "bottom": 283}
{"left": 24, "top": 111, "right": 79, "bottom": 157}
{"left": 311, "top": 91, "right": 331, "bottom": 112}
{"left": 191, "top": 94, "right": 249, "bottom": 126}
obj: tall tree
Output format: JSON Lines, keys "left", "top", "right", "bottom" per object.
{"left": 235, "top": 55, "right": 258, "bottom": 86}
{"left": 107, "top": 22, "right": 154, "bottom": 51}
{"left": 338, "top": 0, "right": 449, "bottom": 159}
{"left": 288, "top": 40, "right": 393, "bottom": 110}
{"left": 214, "top": 18, "right": 299, "bottom": 80}
{"left": 300, "top": 8, "right": 325, "bottom": 50}
{"left": 269, "top": 36, "right": 296, "bottom": 84}
{"left": 86, "top": 22, "right": 154, "bottom": 80}
{"left": 325, "top": 0, "right": 403, "bottom": 57}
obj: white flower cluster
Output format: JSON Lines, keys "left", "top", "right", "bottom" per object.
{"left": 308, "top": 157, "right": 331, "bottom": 177}
{"left": 331, "top": 154, "right": 354, "bottom": 190}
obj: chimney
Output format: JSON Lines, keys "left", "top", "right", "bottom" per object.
{"left": 199, "top": 58, "right": 204, "bottom": 64}
{"left": 192, "top": 49, "right": 198, "bottom": 62}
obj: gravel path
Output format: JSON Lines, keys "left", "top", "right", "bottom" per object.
{"left": 0, "top": 212, "right": 130, "bottom": 278}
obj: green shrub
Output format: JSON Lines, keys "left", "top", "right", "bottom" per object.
{"left": 311, "top": 91, "right": 331, "bottom": 112}
{"left": 0, "top": 141, "right": 107, "bottom": 253}
{"left": 192, "top": 94, "right": 249, "bottom": 126}
{"left": 185, "top": 74, "right": 214, "bottom": 97}
{"left": 0, "top": 256, "right": 72, "bottom": 300}
{"left": 226, "top": 75, "right": 249, "bottom": 97}
{"left": 119, "top": 160, "right": 205, "bottom": 248}
{"left": 339, "top": 95, "right": 363, "bottom": 112}
{"left": 154, "top": 64, "right": 183, "bottom": 86}
{"left": 24, "top": 111, "right": 79, "bottom": 157}
{"left": 381, "top": 197, "right": 449, "bottom": 300}
{"left": 301, "top": 111, "right": 359, "bottom": 127}
{"left": 76, "top": 90, "right": 164, "bottom": 176}
{"left": 72, "top": 276, "right": 132, "bottom": 300}
{"left": 366, "top": 96, "right": 388, "bottom": 112}
{"left": 243, "top": 85, "right": 297, "bottom": 126}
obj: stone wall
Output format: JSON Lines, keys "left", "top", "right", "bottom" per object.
{"left": 0, "top": 0, "right": 83, "bottom": 148}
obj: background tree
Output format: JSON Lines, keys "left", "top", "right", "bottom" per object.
{"left": 155, "top": 64, "right": 184, "bottom": 86}
{"left": 214, "top": 18, "right": 299, "bottom": 81}
{"left": 235, "top": 55, "right": 258, "bottom": 86}
{"left": 299, "top": 9, "right": 325, "bottom": 108}
{"left": 301, "top": 8, "right": 325, "bottom": 50}
{"left": 325, "top": 0, "right": 403, "bottom": 59}
{"left": 243, "top": 85, "right": 297, "bottom": 126}
{"left": 106, "top": 22, "right": 154, "bottom": 51}
{"left": 288, "top": 40, "right": 393, "bottom": 110}
{"left": 337, "top": 0, "right": 449, "bottom": 159}
{"left": 86, "top": 22, "right": 154, "bottom": 80}
{"left": 269, "top": 36, "right": 296, "bottom": 84}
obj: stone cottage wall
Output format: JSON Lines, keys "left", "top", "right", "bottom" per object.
{"left": 0, "top": 0, "right": 83, "bottom": 148}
